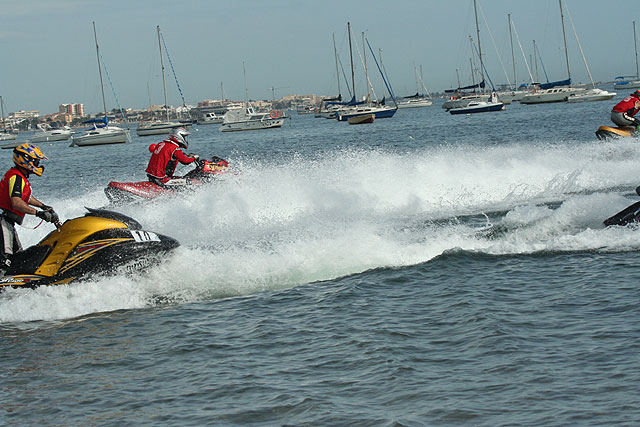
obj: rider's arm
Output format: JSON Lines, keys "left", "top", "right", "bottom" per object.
{"left": 7, "top": 175, "right": 39, "bottom": 215}
{"left": 174, "top": 149, "right": 197, "bottom": 165}
{"left": 11, "top": 196, "right": 38, "bottom": 215}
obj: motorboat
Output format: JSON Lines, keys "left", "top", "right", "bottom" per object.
{"left": 0, "top": 208, "right": 179, "bottom": 290}
{"left": 30, "top": 124, "right": 73, "bottom": 142}
{"left": 520, "top": 86, "right": 586, "bottom": 104}
{"left": 196, "top": 112, "right": 224, "bottom": 125}
{"left": 71, "top": 123, "right": 129, "bottom": 146}
{"left": 220, "top": 104, "right": 285, "bottom": 132}
{"left": 566, "top": 88, "right": 616, "bottom": 103}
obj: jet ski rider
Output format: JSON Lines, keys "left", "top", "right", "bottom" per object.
{"left": 145, "top": 126, "right": 201, "bottom": 186}
{"left": 611, "top": 89, "right": 640, "bottom": 128}
{"left": 0, "top": 143, "right": 58, "bottom": 275}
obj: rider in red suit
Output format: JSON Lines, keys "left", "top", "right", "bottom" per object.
{"left": 146, "top": 127, "right": 200, "bottom": 185}
{"left": 611, "top": 89, "right": 640, "bottom": 127}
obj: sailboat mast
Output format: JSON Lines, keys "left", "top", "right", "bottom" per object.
{"left": 634, "top": 21, "right": 639, "bottom": 79}
{"left": 533, "top": 40, "right": 539, "bottom": 83}
{"left": 473, "top": 0, "right": 485, "bottom": 90}
{"left": 221, "top": 81, "right": 225, "bottom": 100}
{"left": 332, "top": 33, "right": 342, "bottom": 97}
{"left": 92, "top": 22, "right": 108, "bottom": 121}
{"left": 347, "top": 22, "right": 356, "bottom": 101}
{"left": 242, "top": 61, "right": 249, "bottom": 103}
{"left": 157, "top": 26, "right": 169, "bottom": 121}
{"left": 362, "top": 32, "right": 370, "bottom": 103}
{"left": 508, "top": 13, "right": 517, "bottom": 89}
{"left": 559, "top": 0, "right": 571, "bottom": 82}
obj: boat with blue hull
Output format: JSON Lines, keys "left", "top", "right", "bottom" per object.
{"left": 449, "top": 100, "right": 505, "bottom": 115}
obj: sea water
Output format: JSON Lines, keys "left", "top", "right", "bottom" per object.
{"left": 2, "top": 96, "right": 640, "bottom": 425}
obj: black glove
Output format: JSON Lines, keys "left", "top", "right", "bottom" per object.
{"left": 36, "top": 209, "right": 59, "bottom": 224}
{"left": 41, "top": 204, "right": 54, "bottom": 212}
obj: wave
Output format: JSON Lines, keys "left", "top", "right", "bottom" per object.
{"left": 3, "top": 140, "right": 640, "bottom": 322}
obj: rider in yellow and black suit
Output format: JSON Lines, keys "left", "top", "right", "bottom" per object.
{"left": 0, "top": 143, "right": 58, "bottom": 275}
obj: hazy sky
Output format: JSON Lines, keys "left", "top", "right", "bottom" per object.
{"left": 0, "top": 0, "right": 637, "bottom": 115}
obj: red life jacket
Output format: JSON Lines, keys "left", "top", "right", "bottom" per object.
{"left": 612, "top": 95, "right": 640, "bottom": 115}
{"left": 0, "top": 167, "right": 32, "bottom": 223}
{"left": 145, "top": 139, "right": 196, "bottom": 182}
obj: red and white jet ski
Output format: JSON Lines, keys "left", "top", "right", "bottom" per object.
{"left": 105, "top": 157, "right": 229, "bottom": 204}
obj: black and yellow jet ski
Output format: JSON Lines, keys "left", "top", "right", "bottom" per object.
{"left": 595, "top": 125, "right": 637, "bottom": 140}
{"left": 0, "top": 208, "right": 179, "bottom": 290}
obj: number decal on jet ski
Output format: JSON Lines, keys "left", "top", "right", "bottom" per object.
{"left": 130, "top": 230, "right": 161, "bottom": 243}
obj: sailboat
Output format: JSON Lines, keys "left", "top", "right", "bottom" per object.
{"left": 0, "top": 96, "right": 17, "bottom": 142}
{"left": 72, "top": 22, "right": 129, "bottom": 147}
{"left": 335, "top": 22, "right": 398, "bottom": 121}
{"left": 397, "top": 65, "right": 433, "bottom": 108}
{"left": 448, "top": 0, "right": 505, "bottom": 114}
{"left": 520, "top": 0, "right": 586, "bottom": 104}
{"left": 136, "top": 26, "right": 185, "bottom": 136}
{"left": 613, "top": 21, "right": 640, "bottom": 90}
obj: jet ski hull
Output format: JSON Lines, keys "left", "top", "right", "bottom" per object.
{"left": 0, "top": 208, "right": 179, "bottom": 290}
{"left": 603, "top": 201, "right": 640, "bottom": 227}
{"left": 596, "top": 126, "right": 636, "bottom": 140}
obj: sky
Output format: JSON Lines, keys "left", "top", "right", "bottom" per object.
{"left": 0, "top": 0, "right": 637, "bottom": 115}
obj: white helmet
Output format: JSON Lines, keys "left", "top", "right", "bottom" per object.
{"left": 170, "top": 126, "right": 190, "bottom": 148}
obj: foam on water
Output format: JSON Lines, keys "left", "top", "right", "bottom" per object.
{"left": 3, "top": 139, "right": 640, "bottom": 322}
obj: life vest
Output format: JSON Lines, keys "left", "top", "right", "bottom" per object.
{"left": 612, "top": 95, "right": 640, "bottom": 115}
{"left": 146, "top": 139, "right": 182, "bottom": 180}
{"left": 0, "top": 167, "right": 32, "bottom": 224}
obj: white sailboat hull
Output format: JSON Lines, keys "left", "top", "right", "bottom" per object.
{"left": 136, "top": 121, "right": 183, "bottom": 136}
{"left": 397, "top": 99, "right": 433, "bottom": 109}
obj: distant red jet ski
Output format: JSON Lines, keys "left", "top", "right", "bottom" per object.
{"left": 104, "top": 157, "right": 229, "bottom": 204}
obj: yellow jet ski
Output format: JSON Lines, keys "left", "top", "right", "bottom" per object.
{"left": 595, "top": 125, "right": 637, "bottom": 140}
{"left": 0, "top": 208, "right": 179, "bottom": 290}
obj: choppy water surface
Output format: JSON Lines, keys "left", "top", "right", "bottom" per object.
{"left": 2, "top": 96, "right": 640, "bottom": 425}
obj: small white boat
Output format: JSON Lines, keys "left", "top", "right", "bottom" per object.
{"left": 71, "top": 125, "right": 129, "bottom": 146}
{"left": 30, "top": 124, "right": 73, "bottom": 142}
{"left": 0, "top": 140, "right": 21, "bottom": 149}
{"left": 196, "top": 112, "right": 224, "bottom": 125}
{"left": 613, "top": 77, "right": 640, "bottom": 90}
{"left": 0, "top": 132, "right": 16, "bottom": 141}
{"left": 397, "top": 97, "right": 433, "bottom": 109}
{"left": 566, "top": 88, "right": 616, "bottom": 103}
{"left": 520, "top": 86, "right": 586, "bottom": 104}
{"left": 136, "top": 120, "right": 184, "bottom": 136}
{"left": 220, "top": 104, "right": 285, "bottom": 132}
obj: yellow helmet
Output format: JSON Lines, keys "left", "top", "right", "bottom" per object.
{"left": 13, "top": 143, "right": 48, "bottom": 176}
